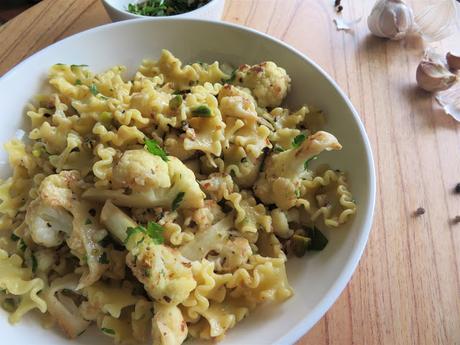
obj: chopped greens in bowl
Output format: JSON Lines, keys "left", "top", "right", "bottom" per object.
{"left": 127, "top": 0, "right": 212, "bottom": 17}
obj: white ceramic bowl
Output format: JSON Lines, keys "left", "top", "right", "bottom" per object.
{"left": 0, "top": 19, "right": 375, "bottom": 345}
{"left": 102, "top": 0, "right": 225, "bottom": 21}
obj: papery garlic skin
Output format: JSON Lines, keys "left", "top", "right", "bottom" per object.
{"left": 367, "top": 0, "right": 414, "bottom": 40}
{"left": 446, "top": 52, "right": 460, "bottom": 71}
{"left": 416, "top": 53, "right": 457, "bottom": 92}
{"left": 414, "top": 0, "right": 460, "bottom": 42}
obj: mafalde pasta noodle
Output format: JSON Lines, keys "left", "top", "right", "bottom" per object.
{"left": 0, "top": 50, "right": 356, "bottom": 344}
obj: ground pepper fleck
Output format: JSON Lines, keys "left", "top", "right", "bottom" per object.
{"left": 453, "top": 215, "right": 460, "bottom": 224}
{"left": 455, "top": 183, "right": 460, "bottom": 193}
{"left": 414, "top": 207, "right": 425, "bottom": 216}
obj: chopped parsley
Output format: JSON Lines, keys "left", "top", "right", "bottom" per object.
{"left": 127, "top": 0, "right": 212, "bottom": 17}
{"left": 101, "top": 327, "right": 115, "bottom": 335}
{"left": 99, "top": 252, "right": 109, "bottom": 264}
{"left": 292, "top": 134, "right": 306, "bottom": 148}
{"left": 172, "top": 192, "right": 185, "bottom": 211}
{"left": 71, "top": 64, "right": 88, "bottom": 68}
{"left": 273, "top": 145, "right": 285, "bottom": 153}
{"left": 191, "top": 105, "right": 212, "bottom": 117}
{"left": 125, "top": 221, "right": 165, "bottom": 245}
{"left": 10, "top": 234, "right": 19, "bottom": 241}
{"left": 304, "top": 155, "right": 318, "bottom": 170}
{"left": 19, "top": 239, "right": 27, "bottom": 251}
{"left": 31, "top": 254, "right": 38, "bottom": 273}
{"left": 223, "top": 68, "right": 237, "bottom": 83}
{"left": 89, "top": 84, "right": 99, "bottom": 96}
{"left": 305, "top": 227, "right": 329, "bottom": 251}
{"left": 169, "top": 95, "right": 183, "bottom": 110}
{"left": 85, "top": 218, "right": 92, "bottom": 225}
{"left": 144, "top": 139, "right": 168, "bottom": 162}
{"left": 295, "top": 189, "right": 301, "bottom": 198}
{"left": 75, "top": 79, "right": 82, "bottom": 85}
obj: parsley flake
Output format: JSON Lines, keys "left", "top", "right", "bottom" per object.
{"left": 144, "top": 139, "right": 168, "bottom": 162}
{"left": 19, "top": 239, "right": 27, "bottom": 251}
{"left": 172, "top": 192, "right": 185, "bottom": 211}
{"left": 304, "top": 155, "right": 318, "bottom": 170}
{"left": 125, "top": 221, "right": 165, "bottom": 245}
{"left": 191, "top": 105, "right": 212, "bottom": 117}
{"left": 292, "top": 134, "right": 306, "bottom": 148}
{"left": 101, "top": 327, "right": 115, "bottom": 335}
{"left": 306, "top": 227, "right": 329, "bottom": 251}
{"left": 10, "top": 234, "right": 19, "bottom": 241}
{"left": 99, "top": 252, "right": 109, "bottom": 264}
{"left": 89, "top": 84, "right": 99, "bottom": 96}
{"left": 31, "top": 254, "right": 38, "bottom": 273}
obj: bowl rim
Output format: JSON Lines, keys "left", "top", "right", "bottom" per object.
{"left": 102, "top": 0, "right": 222, "bottom": 19}
{"left": 0, "top": 18, "right": 376, "bottom": 345}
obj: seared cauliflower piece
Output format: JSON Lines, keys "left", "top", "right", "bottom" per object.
{"left": 254, "top": 131, "right": 342, "bottom": 210}
{"left": 83, "top": 150, "right": 204, "bottom": 210}
{"left": 234, "top": 61, "right": 291, "bottom": 108}
{"left": 112, "top": 150, "right": 170, "bottom": 190}
{"left": 25, "top": 171, "right": 108, "bottom": 287}
{"left": 100, "top": 201, "right": 196, "bottom": 306}
{"left": 152, "top": 303, "right": 187, "bottom": 345}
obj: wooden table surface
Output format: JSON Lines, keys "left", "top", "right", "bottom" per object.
{"left": 0, "top": 0, "right": 459, "bottom": 344}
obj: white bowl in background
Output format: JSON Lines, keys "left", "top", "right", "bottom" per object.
{"left": 102, "top": 0, "right": 225, "bottom": 21}
{"left": 0, "top": 19, "right": 375, "bottom": 345}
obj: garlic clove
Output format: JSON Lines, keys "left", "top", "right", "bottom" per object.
{"left": 446, "top": 52, "right": 460, "bottom": 71}
{"left": 367, "top": 0, "right": 414, "bottom": 40}
{"left": 416, "top": 59, "right": 457, "bottom": 92}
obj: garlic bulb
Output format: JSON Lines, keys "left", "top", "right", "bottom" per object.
{"left": 416, "top": 51, "right": 457, "bottom": 92}
{"left": 367, "top": 0, "right": 414, "bottom": 40}
{"left": 415, "top": 0, "right": 460, "bottom": 42}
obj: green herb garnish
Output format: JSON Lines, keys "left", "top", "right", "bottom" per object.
{"left": 75, "top": 79, "right": 82, "bottom": 85}
{"left": 273, "top": 145, "right": 284, "bottom": 153}
{"left": 292, "top": 134, "right": 306, "bottom": 148}
{"left": 10, "top": 234, "right": 19, "bottom": 241}
{"left": 290, "top": 234, "right": 311, "bottom": 257}
{"left": 305, "top": 227, "right": 329, "bottom": 251}
{"left": 31, "top": 254, "right": 38, "bottom": 273}
{"left": 71, "top": 64, "right": 88, "bottom": 68}
{"left": 89, "top": 84, "right": 99, "bottom": 96}
{"left": 223, "top": 68, "right": 237, "bottom": 83}
{"left": 172, "top": 192, "right": 185, "bottom": 211}
{"left": 99, "top": 252, "right": 109, "bottom": 264}
{"left": 304, "top": 155, "right": 318, "bottom": 170}
{"left": 125, "top": 221, "right": 165, "bottom": 245}
{"left": 295, "top": 189, "right": 301, "bottom": 198}
{"left": 85, "top": 218, "right": 92, "bottom": 225}
{"left": 127, "top": 0, "right": 211, "bottom": 17}
{"left": 191, "top": 105, "right": 212, "bottom": 117}
{"left": 19, "top": 239, "right": 27, "bottom": 251}
{"left": 144, "top": 139, "right": 168, "bottom": 162}
{"left": 169, "top": 95, "right": 183, "bottom": 110}
{"left": 101, "top": 327, "right": 115, "bottom": 335}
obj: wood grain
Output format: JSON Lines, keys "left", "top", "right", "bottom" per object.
{"left": 0, "top": 1, "right": 459, "bottom": 344}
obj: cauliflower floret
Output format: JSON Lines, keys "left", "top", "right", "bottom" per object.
{"left": 254, "top": 131, "right": 342, "bottom": 210}
{"left": 152, "top": 303, "right": 187, "bottom": 345}
{"left": 100, "top": 201, "right": 196, "bottom": 306}
{"left": 25, "top": 171, "right": 108, "bottom": 288}
{"left": 83, "top": 151, "right": 205, "bottom": 210}
{"left": 234, "top": 61, "right": 291, "bottom": 108}
{"left": 112, "top": 150, "right": 170, "bottom": 190}
{"left": 219, "top": 237, "right": 252, "bottom": 272}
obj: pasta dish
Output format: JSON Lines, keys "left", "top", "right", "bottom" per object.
{"left": 0, "top": 50, "right": 356, "bottom": 344}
